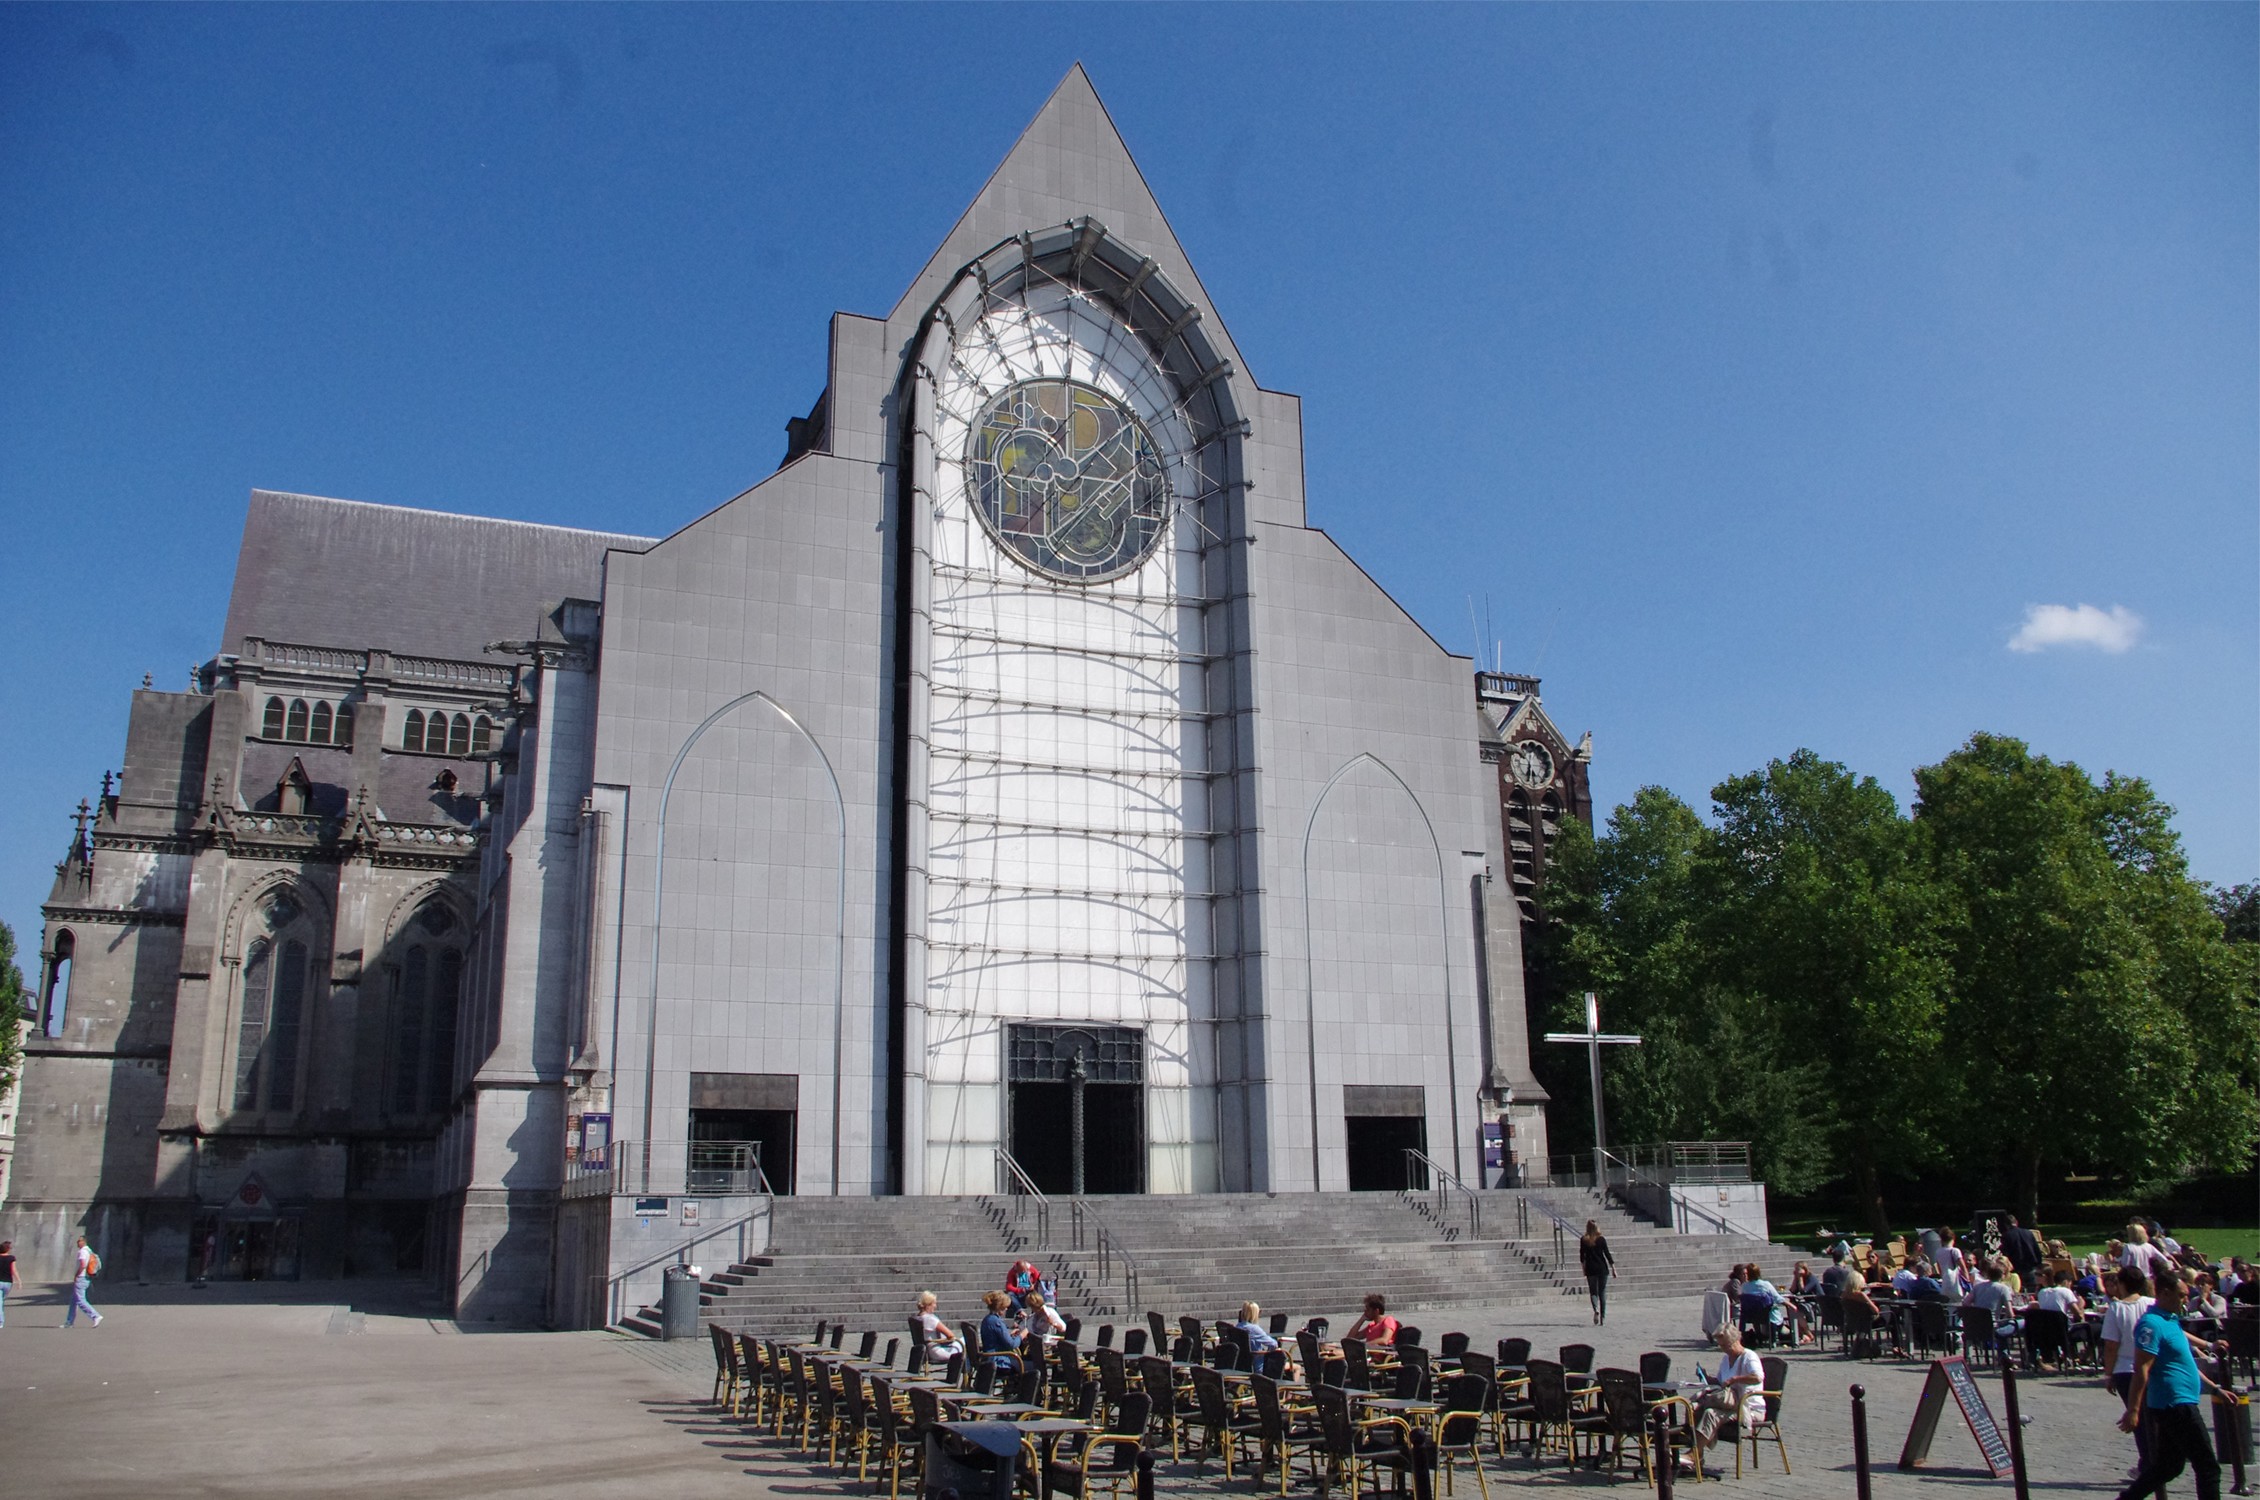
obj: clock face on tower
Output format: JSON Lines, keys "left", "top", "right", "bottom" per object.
{"left": 967, "top": 378, "right": 1171, "bottom": 583}
{"left": 1509, "top": 741, "right": 1555, "bottom": 791}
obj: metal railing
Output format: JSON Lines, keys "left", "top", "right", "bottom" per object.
{"left": 1520, "top": 1192, "right": 1583, "bottom": 1271}
{"left": 1070, "top": 1197, "right": 1140, "bottom": 1312}
{"left": 1401, "top": 1148, "right": 1482, "bottom": 1240}
{"left": 993, "top": 1148, "right": 1051, "bottom": 1248}
{"left": 564, "top": 1139, "right": 775, "bottom": 1199}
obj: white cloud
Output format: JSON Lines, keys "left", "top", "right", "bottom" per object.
{"left": 2007, "top": 603, "right": 2144, "bottom": 655}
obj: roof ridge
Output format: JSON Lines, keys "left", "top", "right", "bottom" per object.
{"left": 250, "top": 489, "right": 657, "bottom": 546}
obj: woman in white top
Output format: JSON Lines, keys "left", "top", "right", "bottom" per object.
{"left": 2099, "top": 1266, "right": 2156, "bottom": 1473}
{"left": 915, "top": 1291, "right": 964, "bottom": 1363}
{"left": 1689, "top": 1327, "right": 1766, "bottom": 1468}
{"left": 1021, "top": 1289, "right": 1066, "bottom": 1343}
{"left": 2121, "top": 1225, "right": 2172, "bottom": 1281}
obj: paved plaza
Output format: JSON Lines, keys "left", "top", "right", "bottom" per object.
{"left": 0, "top": 1278, "right": 2153, "bottom": 1497}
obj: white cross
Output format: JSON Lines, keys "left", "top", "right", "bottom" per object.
{"left": 1542, "top": 991, "right": 1642, "bottom": 1157}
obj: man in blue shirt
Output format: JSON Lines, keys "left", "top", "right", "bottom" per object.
{"left": 2117, "top": 1270, "right": 2224, "bottom": 1500}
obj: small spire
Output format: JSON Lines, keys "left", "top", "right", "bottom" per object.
{"left": 70, "top": 798, "right": 93, "bottom": 860}
{"left": 142, "top": 672, "right": 153, "bottom": 689}
{"left": 100, "top": 770, "right": 115, "bottom": 799}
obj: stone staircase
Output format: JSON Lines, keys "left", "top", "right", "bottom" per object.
{"left": 620, "top": 1187, "right": 1805, "bottom": 1338}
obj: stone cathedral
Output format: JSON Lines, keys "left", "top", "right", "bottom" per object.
{"left": 2, "top": 70, "right": 1583, "bottom": 1323}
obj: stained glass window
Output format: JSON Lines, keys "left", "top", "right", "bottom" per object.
{"left": 967, "top": 379, "right": 1169, "bottom": 583}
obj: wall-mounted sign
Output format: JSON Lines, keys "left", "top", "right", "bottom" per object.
{"left": 634, "top": 1197, "right": 668, "bottom": 1215}
{"left": 681, "top": 1199, "right": 701, "bottom": 1226}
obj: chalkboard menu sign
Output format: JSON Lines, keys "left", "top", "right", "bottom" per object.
{"left": 1898, "top": 1356, "right": 2012, "bottom": 1478}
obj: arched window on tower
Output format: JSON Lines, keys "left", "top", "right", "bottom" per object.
{"left": 41, "top": 928, "right": 75, "bottom": 1036}
{"left": 471, "top": 716, "right": 493, "bottom": 754}
{"left": 234, "top": 940, "right": 274, "bottom": 1110}
{"left": 233, "top": 895, "right": 313, "bottom": 1115}
{"left": 285, "top": 699, "right": 310, "bottom": 742}
{"left": 391, "top": 903, "right": 463, "bottom": 1116}
{"left": 403, "top": 710, "right": 425, "bottom": 753}
{"left": 447, "top": 714, "right": 471, "bottom": 756}
{"left": 263, "top": 697, "right": 286, "bottom": 738}
{"left": 311, "top": 702, "right": 333, "bottom": 744}
{"left": 333, "top": 703, "right": 354, "bottom": 749}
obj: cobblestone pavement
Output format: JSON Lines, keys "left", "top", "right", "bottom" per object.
{"left": 0, "top": 1278, "right": 2187, "bottom": 1497}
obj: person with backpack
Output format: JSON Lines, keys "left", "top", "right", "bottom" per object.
{"left": 65, "top": 1235, "right": 102, "bottom": 1328}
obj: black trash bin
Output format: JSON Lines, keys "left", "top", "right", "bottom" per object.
{"left": 923, "top": 1420, "right": 1022, "bottom": 1500}
{"left": 661, "top": 1265, "right": 702, "bottom": 1341}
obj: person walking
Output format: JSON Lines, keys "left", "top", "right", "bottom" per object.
{"left": 1579, "top": 1220, "right": 1618, "bottom": 1325}
{"left": 2117, "top": 1269, "right": 2225, "bottom": 1500}
{"left": 64, "top": 1235, "right": 101, "bottom": 1328}
{"left": 0, "top": 1240, "right": 18, "bottom": 1328}
{"left": 2104, "top": 1265, "right": 2158, "bottom": 1478}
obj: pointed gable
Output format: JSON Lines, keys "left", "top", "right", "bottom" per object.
{"left": 883, "top": 65, "right": 1251, "bottom": 383}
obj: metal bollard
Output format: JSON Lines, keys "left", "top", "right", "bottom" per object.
{"left": 1410, "top": 1426, "right": 1436, "bottom": 1500}
{"left": 1652, "top": 1403, "right": 1676, "bottom": 1498}
{"left": 1851, "top": 1384, "right": 1873, "bottom": 1500}
{"left": 2001, "top": 1364, "right": 2031, "bottom": 1500}
{"left": 1136, "top": 1449, "right": 1155, "bottom": 1500}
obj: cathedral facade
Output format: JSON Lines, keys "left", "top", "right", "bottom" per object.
{"left": 5, "top": 71, "right": 1558, "bottom": 1321}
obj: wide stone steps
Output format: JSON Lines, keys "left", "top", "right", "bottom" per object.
{"left": 622, "top": 1188, "right": 1811, "bottom": 1338}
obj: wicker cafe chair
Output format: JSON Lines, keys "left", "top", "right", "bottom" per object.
{"left": 837, "top": 1365, "right": 876, "bottom": 1476}
{"left": 2022, "top": 1307, "right": 2072, "bottom": 1370}
{"left": 1433, "top": 1372, "right": 1493, "bottom": 1500}
{"left": 1043, "top": 1392, "right": 1150, "bottom": 1500}
{"left": 1728, "top": 1357, "right": 1792, "bottom": 1479}
{"left": 1123, "top": 1327, "right": 1149, "bottom": 1357}
{"left": 1438, "top": 1331, "right": 1471, "bottom": 1366}
{"left": 1391, "top": 1345, "right": 1434, "bottom": 1402}
{"left": 1591, "top": 1369, "right": 1658, "bottom": 1485}
{"left": 1139, "top": 1355, "right": 1186, "bottom": 1459}
{"left": 830, "top": 1323, "right": 847, "bottom": 1350}
{"left": 1312, "top": 1384, "right": 1412, "bottom": 1500}
{"left": 1522, "top": 1359, "right": 1576, "bottom": 1467}
{"left": 710, "top": 1323, "right": 743, "bottom": 1411}
{"left": 867, "top": 1375, "right": 923, "bottom": 1500}
{"left": 1270, "top": 1311, "right": 1291, "bottom": 1337}
{"left": 1637, "top": 1351, "right": 1673, "bottom": 1404}
{"left": 1251, "top": 1373, "right": 1327, "bottom": 1498}
{"left": 1148, "top": 1311, "right": 1170, "bottom": 1353}
{"left": 1190, "top": 1364, "right": 1264, "bottom": 1479}
{"left": 906, "top": 1315, "right": 930, "bottom": 1375}
{"left": 783, "top": 1346, "right": 817, "bottom": 1448}
{"left": 1397, "top": 1326, "right": 1424, "bottom": 1351}
{"left": 1094, "top": 1345, "right": 1130, "bottom": 1426}
{"left": 736, "top": 1333, "right": 772, "bottom": 1424}
{"left": 813, "top": 1318, "right": 830, "bottom": 1346}
{"left": 1341, "top": 1337, "right": 1374, "bottom": 1392}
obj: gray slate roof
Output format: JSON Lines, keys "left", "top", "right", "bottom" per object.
{"left": 222, "top": 490, "right": 655, "bottom": 663}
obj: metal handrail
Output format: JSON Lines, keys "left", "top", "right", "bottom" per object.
{"left": 993, "top": 1148, "right": 1051, "bottom": 1247}
{"left": 564, "top": 1139, "right": 776, "bottom": 1199}
{"left": 1401, "top": 1148, "right": 1482, "bottom": 1240}
{"left": 1522, "top": 1192, "right": 1583, "bottom": 1271}
{"left": 1070, "top": 1198, "right": 1140, "bottom": 1312}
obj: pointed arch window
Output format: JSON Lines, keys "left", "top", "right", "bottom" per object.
{"left": 234, "top": 940, "right": 274, "bottom": 1109}
{"left": 333, "top": 703, "right": 354, "bottom": 749}
{"left": 471, "top": 716, "right": 493, "bottom": 754}
{"left": 285, "top": 699, "right": 309, "bottom": 742}
{"left": 403, "top": 709, "right": 426, "bottom": 753}
{"left": 42, "top": 928, "right": 75, "bottom": 1036}
{"left": 447, "top": 714, "right": 471, "bottom": 756}
{"left": 263, "top": 697, "right": 287, "bottom": 738}
{"left": 310, "top": 702, "right": 333, "bottom": 744}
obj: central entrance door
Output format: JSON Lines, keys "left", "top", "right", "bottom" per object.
{"left": 1007, "top": 1024, "right": 1145, "bottom": 1195}
{"left": 1344, "top": 1084, "right": 1429, "bottom": 1191}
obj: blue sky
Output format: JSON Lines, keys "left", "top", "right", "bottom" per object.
{"left": 2, "top": 3, "right": 2253, "bottom": 952}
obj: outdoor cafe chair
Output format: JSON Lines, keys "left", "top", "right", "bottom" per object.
{"left": 867, "top": 1376, "right": 922, "bottom": 1500}
{"left": 710, "top": 1323, "right": 743, "bottom": 1412}
{"left": 1251, "top": 1373, "right": 1326, "bottom": 1498}
{"left": 837, "top": 1365, "right": 874, "bottom": 1475}
{"left": 856, "top": 1329, "right": 879, "bottom": 1360}
{"left": 1558, "top": 1342, "right": 1598, "bottom": 1396}
{"left": 1094, "top": 1345, "right": 1130, "bottom": 1423}
{"left": 812, "top": 1318, "right": 829, "bottom": 1346}
{"left": 1433, "top": 1371, "right": 1493, "bottom": 1499}
{"left": 1312, "top": 1384, "right": 1412, "bottom": 1500}
{"left": 1397, "top": 1326, "right": 1424, "bottom": 1350}
{"left": 1269, "top": 1311, "right": 1291, "bottom": 1336}
{"left": 1591, "top": 1369, "right": 1658, "bottom": 1485}
{"left": 1190, "top": 1364, "right": 1264, "bottom": 1479}
{"left": 1726, "top": 1357, "right": 1792, "bottom": 1478}
{"left": 1042, "top": 1392, "right": 1149, "bottom": 1500}
{"left": 1391, "top": 1345, "right": 1434, "bottom": 1402}
{"left": 830, "top": 1323, "right": 847, "bottom": 1350}
{"left": 1438, "top": 1331, "right": 1470, "bottom": 1365}
{"left": 1122, "top": 1327, "right": 1148, "bottom": 1357}
{"left": 1065, "top": 1315, "right": 1084, "bottom": 1344}
{"left": 2022, "top": 1307, "right": 2073, "bottom": 1371}
{"left": 1180, "top": 1315, "right": 1209, "bottom": 1362}
{"left": 1637, "top": 1351, "right": 1672, "bottom": 1403}
{"left": 1146, "top": 1311, "right": 1169, "bottom": 1353}
{"left": 1959, "top": 1307, "right": 2006, "bottom": 1370}
{"left": 1097, "top": 1323, "right": 1116, "bottom": 1348}
{"left": 905, "top": 1315, "right": 929, "bottom": 1375}
{"left": 1341, "top": 1337, "right": 1374, "bottom": 1392}
{"left": 1139, "top": 1354, "right": 1190, "bottom": 1459}
{"left": 1910, "top": 1300, "right": 1951, "bottom": 1359}
{"left": 1840, "top": 1300, "right": 1882, "bottom": 1360}
{"left": 1521, "top": 1359, "right": 1577, "bottom": 1467}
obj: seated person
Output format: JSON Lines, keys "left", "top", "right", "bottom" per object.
{"left": 1890, "top": 1259, "right": 1922, "bottom": 1297}
{"left": 2190, "top": 1272, "right": 2230, "bottom": 1320}
{"left": 1819, "top": 1249, "right": 1857, "bottom": 1297}
{"left": 1788, "top": 1261, "right": 1818, "bottom": 1296}
{"left": 979, "top": 1289, "right": 1025, "bottom": 1374}
{"left": 1005, "top": 1260, "right": 1040, "bottom": 1300}
{"left": 1022, "top": 1289, "right": 1066, "bottom": 1342}
{"left": 1236, "top": 1301, "right": 1281, "bottom": 1357}
{"left": 1966, "top": 1261, "right": 2016, "bottom": 1328}
{"left": 1689, "top": 1327, "right": 1766, "bottom": 1468}
{"left": 1345, "top": 1293, "right": 1399, "bottom": 1346}
{"left": 916, "top": 1290, "right": 964, "bottom": 1362}
{"left": 2231, "top": 1259, "right": 2260, "bottom": 1308}
{"left": 2034, "top": 1268, "right": 2085, "bottom": 1318}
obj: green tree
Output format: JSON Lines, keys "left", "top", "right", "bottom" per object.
{"left": 1915, "top": 734, "right": 2260, "bottom": 1221}
{"left": 1703, "top": 751, "right": 1952, "bottom": 1238}
{"left": 0, "top": 921, "right": 23, "bottom": 1098}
